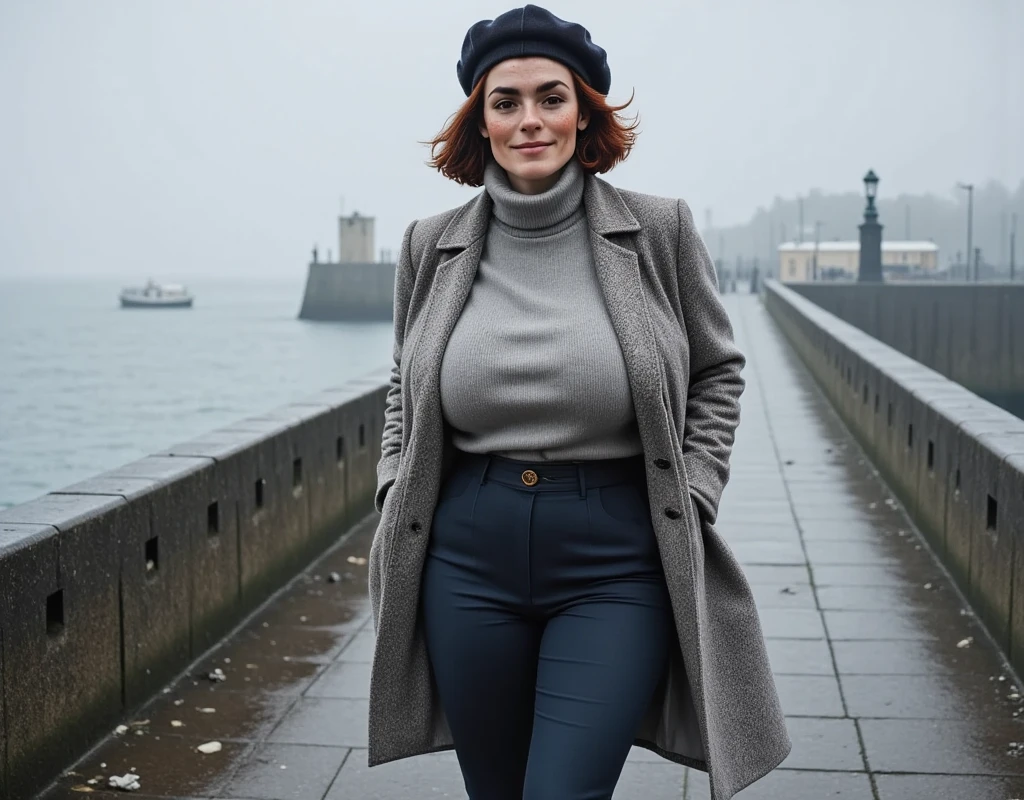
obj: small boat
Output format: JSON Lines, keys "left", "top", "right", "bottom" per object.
{"left": 120, "top": 280, "right": 194, "bottom": 309}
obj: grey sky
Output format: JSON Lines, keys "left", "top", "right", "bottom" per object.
{"left": 1, "top": 0, "right": 1021, "bottom": 279}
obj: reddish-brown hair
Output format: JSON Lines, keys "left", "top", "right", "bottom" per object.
{"left": 426, "top": 70, "right": 639, "bottom": 186}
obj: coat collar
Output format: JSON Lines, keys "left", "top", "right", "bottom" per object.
{"left": 435, "top": 170, "right": 640, "bottom": 251}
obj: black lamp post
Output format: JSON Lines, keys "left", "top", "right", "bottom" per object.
{"left": 858, "top": 169, "right": 884, "bottom": 283}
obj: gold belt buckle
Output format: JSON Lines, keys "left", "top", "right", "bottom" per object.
{"left": 521, "top": 469, "right": 539, "bottom": 486}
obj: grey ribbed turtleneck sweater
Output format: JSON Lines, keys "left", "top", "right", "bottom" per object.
{"left": 439, "top": 158, "right": 642, "bottom": 461}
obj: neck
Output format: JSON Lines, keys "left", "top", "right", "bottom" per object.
{"left": 484, "top": 158, "right": 585, "bottom": 232}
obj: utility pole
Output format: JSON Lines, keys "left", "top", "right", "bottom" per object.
{"left": 813, "top": 221, "right": 824, "bottom": 281}
{"left": 957, "top": 182, "right": 974, "bottom": 281}
{"left": 1001, "top": 211, "right": 1007, "bottom": 272}
{"left": 905, "top": 204, "right": 911, "bottom": 240}
{"left": 798, "top": 197, "right": 804, "bottom": 244}
{"left": 1011, "top": 213, "right": 1017, "bottom": 282}
{"left": 974, "top": 247, "right": 982, "bottom": 282}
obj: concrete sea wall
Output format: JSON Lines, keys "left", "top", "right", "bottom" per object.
{"left": 787, "top": 283, "right": 1024, "bottom": 408}
{"left": 765, "top": 280, "right": 1024, "bottom": 673}
{"left": 0, "top": 369, "right": 390, "bottom": 800}
{"left": 297, "top": 261, "right": 396, "bottom": 322}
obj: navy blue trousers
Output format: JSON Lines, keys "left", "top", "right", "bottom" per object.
{"left": 421, "top": 450, "right": 675, "bottom": 800}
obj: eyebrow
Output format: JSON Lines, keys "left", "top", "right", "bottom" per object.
{"left": 487, "top": 80, "right": 569, "bottom": 98}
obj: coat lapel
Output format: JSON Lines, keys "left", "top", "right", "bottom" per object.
{"left": 410, "top": 191, "right": 492, "bottom": 398}
{"left": 584, "top": 175, "right": 666, "bottom": 421}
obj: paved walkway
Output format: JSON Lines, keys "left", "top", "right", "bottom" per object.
{"left": 42, "top": 294, "right": 1024, "bottom": 800}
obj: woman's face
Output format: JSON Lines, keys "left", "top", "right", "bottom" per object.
{"left": 479, "top": 57, "right": 589, "bottom": 195}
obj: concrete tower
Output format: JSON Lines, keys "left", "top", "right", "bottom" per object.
{"left": 338, "top": 212, "right": 375, "bottom": 264}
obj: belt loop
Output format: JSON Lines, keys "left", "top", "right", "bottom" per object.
{"left": 480, "top": 455, "right": 492, "bottom": 486}
{"left": 577, "top": 464, "right": 586, "bottom": 498}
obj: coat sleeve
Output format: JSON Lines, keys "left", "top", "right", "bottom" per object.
{"left": 374, "top": 219, "right": 418, "bottom": 513}
{"left": 676, "top": 199, "right": 746, "bottom": 525}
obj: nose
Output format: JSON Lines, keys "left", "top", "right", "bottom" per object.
{"left": 520, "top": 101, "right": 542, "bottom": 131}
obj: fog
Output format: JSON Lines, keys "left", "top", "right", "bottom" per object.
{"left": 1, "top": 0, "right": 1021, "bottom": 279}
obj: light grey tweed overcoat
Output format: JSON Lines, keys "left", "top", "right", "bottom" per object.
{"left": 367, "top": 171, "right": 791, "bottom": 800}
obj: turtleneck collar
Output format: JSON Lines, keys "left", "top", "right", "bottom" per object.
{"left": 483, "top": 157, "right": 585, "bottom": 236}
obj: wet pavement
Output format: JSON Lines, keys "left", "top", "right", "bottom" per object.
{"left": 40, "top": 294, "right": 1024, "bottom": 799}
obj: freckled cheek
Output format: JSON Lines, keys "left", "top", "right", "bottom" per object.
{"left": 485, "top": 117, "right": 520, "bottom": 147}
{"left": 547, "top": 111, "right": 581, "bottom": 140}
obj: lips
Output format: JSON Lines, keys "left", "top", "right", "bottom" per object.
{"left": 512, "top": 142, "right": 552, "bottom": 154}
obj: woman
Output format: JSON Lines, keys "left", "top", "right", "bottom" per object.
{"left": 368, "top": 6, "right": 790, "bottom": 799}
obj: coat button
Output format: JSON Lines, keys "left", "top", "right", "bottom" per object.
{"left": 521, "top": 470, "right": 538, "bottom": 486}
{"left": 410, "top": 521, "right": 422, "bottom": 532}
{"left": 664, "top": 507, "right": 682, "bottom": 520}
{"left": 654, "top": 458, "right": 671, "bottom": 469}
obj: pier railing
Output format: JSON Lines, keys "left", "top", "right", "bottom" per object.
{"left": 0, "top": 368, "right": 390, "bottom": 800}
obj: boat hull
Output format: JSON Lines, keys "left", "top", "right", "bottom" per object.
{"left": 120, "top": 297, "right": 193, "bottom": 309}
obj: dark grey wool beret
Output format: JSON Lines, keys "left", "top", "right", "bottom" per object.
{"left": 456, "top": 4, "right": 611, "bottom": 97}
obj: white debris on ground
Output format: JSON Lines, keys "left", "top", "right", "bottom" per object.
{"left": 108, "top": 773, "right": 141, "bottom": 791}
{"left": 113, "top": 725, "right": 128, "bottom": 736}
{"left": 208, "top": 668, "right": 227, "bottom": 682}
{"left": 197, "top": 741, "right": 222, "bottom": 754}
{"left": 328, "top": 571, "right": 342, "bottom": 583}
{"left": 346, "top": 556, "right": 367, "bottom": 565}
{"left": 956, "top": 637, "right": 974, "bottom": 649}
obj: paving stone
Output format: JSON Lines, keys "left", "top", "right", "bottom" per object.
{"left": 875, "top": 773, "right": 1024, "bottom": 799}
{"left": 716, "top": 507, "right": 795, "bottom": 526}
{"left": 831, "top": 638, "right": 1007, "bottom": 676}
{"left": 860, "top": 718, "right": 1024, "bottom": 775}
{"left": 304, "top": 661, "right": 372, "bottom": 699}
{"left": 775, "top": 718, "right": 865, "bottom": 772}
{"left": 187, "top": 655, "right": 325, "bottom": 696}
{"left": 775, "top": 675, "right": 845, "bottom": 717}
{"left": 823, "top": 610, "right": 948, "bottom": 641}
{"left": 218, "top": 743, "right": 347, "bottom": 800}
{"left": 797, "top": 518, "right": 902, "bottom": 540}
{"left": 250, "top": 587, "right": 373, "bottom": 634}
{"left": 219, "top": 626, "right": 350, "bottom": 665}
{"left": 44, "top": 735, "right": 252, "bottom": 798}
{"left": 816, "top": 583, "right": 962, "bottom": 612}
{"left": 337, "top": 630, "right": 375, "bottom": 663}
{"left": 751, "top": 582, "right": 818, "bottom": 610}
{"left": 731, "top": 539, "right": 807, "bottom": 566}
{"left": 804, "top": 539, "right": 903, "bottom": 565}
{"left": 841, "top": 673, "right": 1015, "bottom": 719}
{"left": 759, "top": 608, "right": 827, "bottom": 639}
{"left": 269, "top": 699, "right": 369, "bottom": 747}
{"left": 685, "top": 768, "right": 872, "bottom": 799}
{"left": 714, "top": 522, "right": 800, "bottom": 543}
{"left": 765, "top": 638, "right": 837, "bottom": 676}
{"left": 143, "top": 690, "right": 298, "bottom": 742}
{"left": 323, "top": 749, "right": 465, "bottom": 798}
{"left": 742, "top": 565, "right": 811, "bottom": 586}
{"left": 812, "top": 564, "right": 923, "bottom": 587}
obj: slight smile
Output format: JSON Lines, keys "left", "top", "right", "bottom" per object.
{"left": 511, "top": 142, "right": 553, "bottom": 155}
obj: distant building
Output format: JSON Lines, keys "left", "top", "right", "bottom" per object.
{"left": 777, "top": 240, "right": 940, "bottom": 282}
{"left": 338, "top": 211, "right": 375, "bottom": 263}
{"left": 298, "top": 210, "right": 397, "bottom": 321}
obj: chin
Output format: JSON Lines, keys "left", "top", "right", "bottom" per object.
{"left": 508, "top": 154, "right": 567, "bottom": 182}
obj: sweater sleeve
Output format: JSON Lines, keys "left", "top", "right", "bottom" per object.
{"left": 375, "top": 219, "right": 418, "bottom": 513}
{"left": 675, "top": 199, "right": 746, "bottom": 524}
